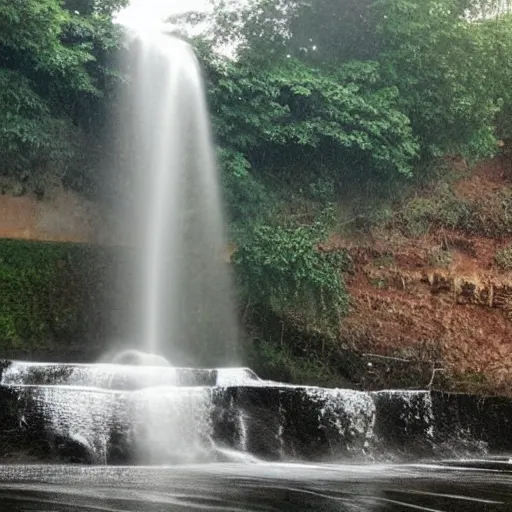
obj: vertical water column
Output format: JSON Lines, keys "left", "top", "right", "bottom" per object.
{"left": 121, "top": 31, "right": 238, "bottom": 366}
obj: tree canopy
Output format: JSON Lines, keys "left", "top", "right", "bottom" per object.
{"left": 0, "top": 0, "right": 127, "bottom": 191}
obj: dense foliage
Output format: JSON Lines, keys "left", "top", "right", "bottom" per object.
{"left": 374, "top": 0, "right": 505, "bottom": 159}
{"left": 0, "top": 240, "right": 120, "bottom": 352}
{"left": 233, "top": 220, "right": 351, "bottom": 328}
{"left": 0, "top": 0, "right": 127, "bottom": 193}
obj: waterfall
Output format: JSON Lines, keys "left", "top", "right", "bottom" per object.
{"left": 115, "top": 27, "right": 238, "bottom": 366}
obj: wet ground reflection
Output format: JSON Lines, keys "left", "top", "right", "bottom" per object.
{"left": 0, "top": 459, "right": 511, "bottom": 511}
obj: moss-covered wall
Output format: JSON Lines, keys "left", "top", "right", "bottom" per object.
{"left": 0, "top": 239, "right": 128, "bottom": 360}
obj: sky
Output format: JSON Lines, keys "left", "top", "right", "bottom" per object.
{"left": 116, "top": 0, "right": 209, "bottom": 28}
{"left": 116, "top": 0, "right": 512, "bottom": 27}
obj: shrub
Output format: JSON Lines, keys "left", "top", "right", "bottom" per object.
{"left": 374, "top": 253, "right": 395, "bottom": 268}
{"left": 233, "top": 221, "right": 351, "bottom": 330}
{"left": 370, "top": 277, "right": 388, "bottom": 289}
{"left": 466, "top": 188, "right": 512, "bottom": 237}
{"left": 399, "top": 185, "right": 471, "bottom": 237}
{"left": 427, "top": 246, "right": 453, "bottom": 268}
{"left": 399, "top": 197, "right": 439, "bottom": 237}
{"left": 244, "top": 309, "right": 366, "bottom": 387}
{"left": 495, "top": 245, "right": 512, "bottom": 270}
{"left": 397, "top": 184, "right": 512, "bottom": 239}
{"left": 247, "top": 341, "right": 341, "bottom": 387}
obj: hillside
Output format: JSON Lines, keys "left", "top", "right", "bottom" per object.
{"left": 328, "top": 153, "right": 512, "bottom": 394}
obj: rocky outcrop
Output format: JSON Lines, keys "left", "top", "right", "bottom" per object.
{"left": 1, "top": 376, "right": 512, "bottom": 464}
{"left": 341, "top": 251, "right": 512, "bottom": 394}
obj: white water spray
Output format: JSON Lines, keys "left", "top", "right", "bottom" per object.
{"left": 115, "top": 22, "right": 238, "bottom": 366}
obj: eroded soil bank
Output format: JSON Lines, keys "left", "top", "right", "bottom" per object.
{"left": 331, "top": 154, "right": 512, "bottom": 395}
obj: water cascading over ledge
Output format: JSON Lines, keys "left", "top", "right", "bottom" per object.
{"left": 1, "top": 360, "right": 512, "bottom": 465}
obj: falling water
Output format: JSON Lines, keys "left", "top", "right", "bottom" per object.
{"left": 117, "top": 28, "right": 238, "bottom": 366}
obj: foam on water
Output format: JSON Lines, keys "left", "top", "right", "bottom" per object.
{"left": 215, "top": 368, "right": 260, "bottom": 386}
{"left": 132, "top": 386, "right": 215, "bottom": 463}
{"left": 374, "top": 390, "right": 435, "bottom": 439}
{"left": 13, "top": 383, "right": 223, "bottom": 464}
{"left": 0, "top": 361, "right": 504, "bottom": 464}
{"left": 0, "top": 361, "right": 260, "bottom": 389}
{"left": 3, "top": 377, "right": 389, "bottom": 463}
{"left": 19, "top": 385, "right": 120, "bottom": 463}
{"left": 305, "top": 388, "right": 376, "bottom": 450}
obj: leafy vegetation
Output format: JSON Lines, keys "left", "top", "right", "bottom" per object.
{"left": 247, "top": 340, "right": 355, "bottom": 388}
{"left": 0, "top": 240, "right": 121, "bottom": 353}
{"left": 495, "top": 245, "right": 512, "bottom": 270}
{"left": 427, "top": 246, "right": 453, "bottom": 268}
{"left": 395, "top": 183, "right": 512, "bottom": 238}
{"left": 0, "top": 0, "right": 127, "bottom": 194}
{"left": 233, "top": 222, "right": 351, "bottom": 329}
{"left": 397, "top": 184, "right": 472, "bottom": 237}
{"left": 374, "top": 0, "right": 503, "bottom": 159}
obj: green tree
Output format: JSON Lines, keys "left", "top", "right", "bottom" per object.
{"left": 205, "top": 54, "right": 417, "bottom": 200}
{"left": 173, "top": 0, "right": 379, "bottom": 63}
{"left": 189, "top": 0, "right": 509, "bottom": 161}
{"left": 374, "top": 0, "right": 505, "bottom": 158}
{"left": 0, "top": 0, "right": 127, "bottom": 192}
{"left": 478, "top": 13, "right": 512, "bottom": 139}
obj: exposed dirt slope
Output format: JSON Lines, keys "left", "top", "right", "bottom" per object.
{"left": 334, "top": 155, "right": 512, "bottom": 394}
